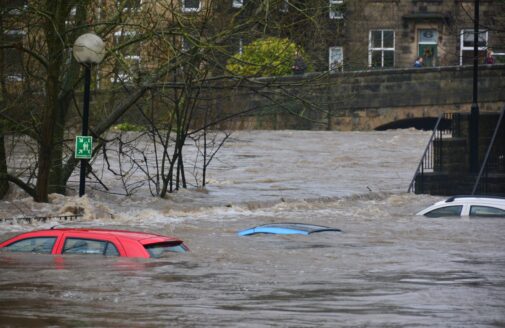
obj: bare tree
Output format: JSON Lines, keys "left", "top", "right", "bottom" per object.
{"left": 1, "top": 0, "right": 346, "bottom": 201}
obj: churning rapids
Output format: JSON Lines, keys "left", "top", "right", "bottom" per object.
{"left": 1, "top": 130, "right": 505, "bottom": 327}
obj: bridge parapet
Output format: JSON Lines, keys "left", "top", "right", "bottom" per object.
{"left": 209, "top": 64, "right": 505, "bottom": 131}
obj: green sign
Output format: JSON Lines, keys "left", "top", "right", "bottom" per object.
{"left": 75, "top": 136, "right": 93, "bottom": 159}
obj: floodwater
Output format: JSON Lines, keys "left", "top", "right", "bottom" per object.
{"left": 1, "top": 130, "right": 505, "bottom": 327}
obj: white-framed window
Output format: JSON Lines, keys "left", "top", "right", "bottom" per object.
{"left": 117, "top": 0, "right": 142, "bottom": 11}
{"left": 369, "top": 29, "right": 395, "bottom": 68}
{"left": 280, "top": 0, "right": 289, "bottom": 13}
{"left": 5, "top": 0, "right": 27, "bottom": 15}
{"left": 181, "top": 37, "right": 192, "bottom": 52}
{"left": 2, "top": 30, "right": 26, "bottom": 81}
{"left": 65, "top": 6, "right": 77, "bottom": 25}
{"left": 329, "top": 0, "right": 343, "bottom": 19}
{"left": 329, "top": 46, "right": 343, "bottom": 72}
{"left": 237, "top": 37, "right": 244, "bottom": 55}
{"left": 182, "top": 0, "right": 201, "bottom": 12}
{"left": 112, "top": 31, "right": 141, "bottom": 83}
{"left": 232, "top": 0, "right": 243, "bottom": 8}
{"left": 494, "top": 49, "right": 505, "bottom": 64}
{"left": 460, "top": 29, "right": 488, "bottom": 65}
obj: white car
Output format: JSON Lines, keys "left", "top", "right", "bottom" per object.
{"left": 416, "top": 196, "right": 505, "bottom": 218}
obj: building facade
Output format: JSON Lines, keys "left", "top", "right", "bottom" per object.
{"left": 339, "top": 0, "right": 505, "bottom": 70}
{"left": 1, "top": 0, "right": 505, "bottom": 85}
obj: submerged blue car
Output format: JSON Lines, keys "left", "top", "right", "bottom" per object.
{"left": 237, "top": 223, "right": 342, "bottom": 236}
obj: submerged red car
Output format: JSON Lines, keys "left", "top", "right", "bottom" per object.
{"left": 0, "top": 228, "right": 188, "bottom": 258}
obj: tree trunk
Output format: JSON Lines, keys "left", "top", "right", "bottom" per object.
{"left": 0, "top": 119, "right": 8, "bottom": 199}
{"left": 35, "top": 77, "right": 59, "bottom": 202}
{"left": 35, "top": 0, "right": 64, "bottom": 202}
{"left": 0, "top": 5, "right": 8, "bottom": 198}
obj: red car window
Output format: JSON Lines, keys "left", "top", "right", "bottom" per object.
{"left": 62, "top": 238, "right": 119, "bottom": 256}
{"left": 144, "top": 241, "right": 188, "bottom": 258}
{"left": 3, "top": 237, "right": 57, "bottom": 254}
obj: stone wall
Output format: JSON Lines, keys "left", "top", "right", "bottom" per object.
{"left": 204, "top": 64, "right": 505, "bottom": 131}
{"left": 64, "top": 64, "right": 505, "bottom": 132}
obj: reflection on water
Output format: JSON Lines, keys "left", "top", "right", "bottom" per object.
{"left": 1, "top": 131, "right": 505, "bottom": 327}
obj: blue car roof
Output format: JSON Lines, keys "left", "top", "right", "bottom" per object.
{"left": 237, "top": 223, "right": 342, "bottom": 236}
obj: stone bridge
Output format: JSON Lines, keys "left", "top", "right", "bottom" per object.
{"left": 208, "top": 64, "right": 505, "bottom": 131}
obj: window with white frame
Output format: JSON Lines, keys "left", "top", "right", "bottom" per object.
{"left": 117, "top": 0, "right": 142, "bottom": 11}
{"left": 329, "top": 47, "right": 343, "bottom": 72}
{"left": 369, "top": 29, "right": 395, "bottom": 68}
{"left": 232, "top": 0, "right": 243, "bottom": 8}
{"left": 460, "top": 29, "right": 488, "bottom": 65}
{"left": 5, "top": 0, "right": 27, "bottom": 15}
{"left": 280, "top": 0, "right": 289, "bottom": 13}
{"left": 494, "top": 49, "right": 505, "bottom": 64}
{"left": 65, "top": 6, "right": 77, "bottom": 25}
{"left": 2, "top": 30, "right": 25, "bottom": 81}
{"left": 238, "top": 37, "right": 244, "bottom": 55}
{"left": 329, "top": 0, "right": 343, "bottom": 19}
{"left": 182, "top": 0, "right": 201, "bottom": 12}
{"left": 181, "top": 37, "right": 192, "bottom": 52}
{"left": 112, "top": 31, "right": 141, "bottom": 83}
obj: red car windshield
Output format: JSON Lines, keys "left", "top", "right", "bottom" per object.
{"left": 144, "top": 241, "right": 188, "bottom": 258}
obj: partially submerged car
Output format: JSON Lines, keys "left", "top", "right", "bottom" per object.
{"left": 238, "top": 223, "right": 342, "bottom": 236}
{"left": 0, "top": 228, "right": 188, "bottom": 258}
{"left": 416, "top": 195, "right": 505, "bottom": 218}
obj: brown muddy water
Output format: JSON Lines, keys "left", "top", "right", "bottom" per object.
{"left": 1, "top": 130, "right": 504, "bottom": 327}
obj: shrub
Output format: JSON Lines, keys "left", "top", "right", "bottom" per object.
{"left": 226, "top": 37, "right": 308, "bottom": 77}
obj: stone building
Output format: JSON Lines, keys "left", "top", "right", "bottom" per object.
{"left": 328, "top": 0, "right": 505, "bottom": 70}
{"left": 2, "top": 0, "right": 505, "bottom": 82}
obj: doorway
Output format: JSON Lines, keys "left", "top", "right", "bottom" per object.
{"left": 418, "top": 29, "right": 438, "bottom": 67}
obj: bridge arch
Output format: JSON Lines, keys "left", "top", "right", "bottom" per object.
{"left": 374, "top": 116, "right": 451, "bottom": 131}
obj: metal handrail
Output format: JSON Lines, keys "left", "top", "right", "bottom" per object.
{"left": 471, "top": 107, "right": 505, "bottom": 195}
{"left": 407, "top": 114, "right": 444, "bottom": 192}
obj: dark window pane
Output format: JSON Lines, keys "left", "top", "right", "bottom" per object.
{"left": 371, "top": 51, "right": 382, "bottom": 67}
{"left": 463, "top": 31, "right": 487, "bottom": 48}
{"left": 115, "top": 33, "right": 139, "bottom": 56}
{"left": 425, "top": 205, "right": 463, "bottom": 217}
{"left": 4, "top": 0, "right": 26, "bottom": 8}
{"left": 145, "top": 242, "right": 188, "bottom": 258}
{"left": 5, "top": 237, "right": 56, "bottom": 254}
{"left": 105, "top": 242, "right": 120, "bottom": 256}
{"left": 2, "top": 32, "right": 24, "bottom": 79}
{"left": 125, "top": 0, "right": 141, "bottom": 9}
{"left": 383, "top": 31, "right": 394, "bottom": 48}
{"left": 371, "top": 31, "right": 382, "bottom": 48}
{"left": 470, "top": 206, "right": 505, "bottom": 217}
{"left": 62, "top": 238, "right": 107, "bottom": 255}
{"left": 383, "top": 50, "right": 394, "bottom": 67}
{"left": 184, "top": 0, "right": 200, "bottom": 9}
{"left": 461, "top": 50, "right": 485, "bottom": 65}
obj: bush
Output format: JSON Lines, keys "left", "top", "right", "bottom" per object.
{"left": 112, "top": 122, "right": 145, "bottom": 132}
{"left": 226, "top": 37, "right": 308, "bottom": 77}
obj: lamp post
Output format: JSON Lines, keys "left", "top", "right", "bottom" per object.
{"left": 469, "top": 0, "right": 480, "bottom": 173}
{"left": 73, "top": 33, "right": 105, "bottom": 197}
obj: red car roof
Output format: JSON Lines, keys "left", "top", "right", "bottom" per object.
{"left": 51, "top": 228, "right": 180, "bottom": 243}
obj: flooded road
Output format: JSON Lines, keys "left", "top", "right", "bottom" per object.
{"left": 1, "top": 130, "right": 505, "bottom": 327}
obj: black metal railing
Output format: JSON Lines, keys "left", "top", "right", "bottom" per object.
{"left": 407, "top": 113, "right": 453, "bottom": 193}
{"left": 472, "top": 107, "right": 505, "bottom": 195}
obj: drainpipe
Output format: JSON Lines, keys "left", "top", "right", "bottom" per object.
{"left": 469, "top": 0, "right": 480, "bottom": 173}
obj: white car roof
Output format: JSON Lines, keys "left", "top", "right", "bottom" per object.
{"left": 417, "top": 195, "right": 505, "bottom": 215}
{"left": 441, "top": 195, "right": 505, "bottom": 205}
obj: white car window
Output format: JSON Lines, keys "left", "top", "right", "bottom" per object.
{"left": 425, "top": 205, "right": 463, "bottom": 217}
{"left": 470, "top": 206, "right": 505, "bottom": 218}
